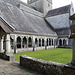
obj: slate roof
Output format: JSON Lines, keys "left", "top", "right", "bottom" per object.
{"left": 45, "top": 4, "right": 73, "bottom": 36}
{"left": 0, "top": 0, "right": 56, "bottom": 35}
{"left": 55, "top": 28, "right": 70, "bottom": 36}
{"left": 0, "top": 0, "right": 19, "bottom": 6}
{"left": 45, "top": 13, "right": 70, "bottom": 29}
{"left": 0, "top": 17, "right": 13, "bottom": 33}
{"left": 46, "top": 5, "right": 71, "bottom": 17}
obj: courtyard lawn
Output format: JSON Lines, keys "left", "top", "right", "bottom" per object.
{"left": 14, "top": 48, "right": 72, "bottom": 64}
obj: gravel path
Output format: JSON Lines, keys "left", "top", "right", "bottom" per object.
{"left": 0, "top": 59, "right": 42, "bottom": 75}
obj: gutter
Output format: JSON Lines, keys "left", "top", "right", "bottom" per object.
{"left": 0, "top": 16, "right": 15, "bottom": 30}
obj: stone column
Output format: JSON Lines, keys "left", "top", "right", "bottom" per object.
{"left": 58, "top": 39, "right": 59, "bottom": 46}
{"left": 32, "top": 36, "right": 35, "bottom": 51}
{"left": 53, "top": 39, "right": 55, "bottom": 48}
{"left": 0, "top": 37, "right": 4, "bottom": 52}
{"left": 44, "top": 38, "right": 47, "bottom": 50}
{"left": 21, "top": 37, "right": 23, "bottom": 49}
{"left": 38, "top": 38, "right": 39, "bottom": 47}
{"left": 14, "top": 35, "right": 17, "bottom": 53}
{"left": 51, "top": 39, "right": 52, "bottom": 46}
{"left": 69, "top": 14, "right": 75, "bottom": 66}
{"left": 71, "top": 38, "right": 75, "bottom": 65}
{"left": 0, "top": 37, "right": 1, "bottom": 52}
{"left": 5, "top": 34, "right": 11, "bottom": 54}
{"left": 66, "top": 39, "right": 68, "bottom": 46}
{"left": 26, "top": 37, "right": 28, "bottom": 48}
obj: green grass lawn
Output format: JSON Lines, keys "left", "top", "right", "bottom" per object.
{"left": 14, "top": 48, "right": 72, "bottom": 64}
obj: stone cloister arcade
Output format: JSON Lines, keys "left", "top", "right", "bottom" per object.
{"left": 58, "top": 38, "right": 69, "bottom": 47}
{"left": 0, "top": 33, "right": 57, "bottom": 53}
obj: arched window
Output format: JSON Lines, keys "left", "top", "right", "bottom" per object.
{"left": 39, "top": 39, "right": 41, "bottom": 47}
{"left": 52, "top": 39, "right": 53, "bottom": 45}
{"left": 49, "top": 39, "right": 51, "bottom": 46}
{"left": 10, "top": 38, "right": 14, "bottom": 49}
{"left": 63, "top": 39, "right": 66, "bottom": 46}
{"left": 42, "top": 39, "right": 44, "bottom": 46}
{"left": 23, "top": 37, "right": 27, "bottom": 48}
{"left": 17, "top": 37, "right": 21, "bottom": 48}
{"left": 47, "top": 39, "right": 48, "bottom": 46}
{"left": 59, "top": 39, "right": 62, "bottom": 46}
{"left": 28, "top": 37, "right": 32, "bottom": 47}
{"left": 35, "top": 38, "right": 38, "bottom": 47}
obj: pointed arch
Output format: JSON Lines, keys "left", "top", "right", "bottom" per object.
{"left": 49, "top": 39, "right": 51, "bottom": 46}
{"left": 52, "top": 39, "right": 53, "bottom": 45}
{"left": 17, "top": 37, "right": 21, "bottom": 48}
{"left": 23, "top": 37, "right": 27, "bottom": 48}
{"left": 59, "top": 39, "right": 62, "bottom": 46}
{"left": 63, "top": 39, "right": 66, "bottom": 46}
{"left": 47, "top": 39, "right": 48, "bottom": 46}
{"left": 10, "top": 37, "right": 14, "bottom": 49}
{"left": 35, "top": 38, "right": 38, "bottom": 47}
{"left": 28, "top": 37, "right": 32, "bottom": 47}
{"left": 39, "top": 39, "right": 41, "bottom": 47}
{"left": 42, "top": 39, "right": 44, "bottom": 46}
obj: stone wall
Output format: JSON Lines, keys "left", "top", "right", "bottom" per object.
{"left": 11, "top": 46, "right": 57, "bottom": 53}
{"left": 0, "top": 53, "right": 15, "bottom": 62}
{"left": 20, "top": 55, "right": 75, "bottom": 75}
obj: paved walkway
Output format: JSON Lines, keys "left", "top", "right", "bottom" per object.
{"left": 0, "top": 59, "right": 42, "bottom": 75}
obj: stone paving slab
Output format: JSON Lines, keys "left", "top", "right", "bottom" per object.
{"left": 0, "top": 59, "right": 42, "bottom": 75}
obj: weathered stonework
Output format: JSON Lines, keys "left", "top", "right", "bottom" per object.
{"left": 10, "top": 33, "right": 57, "bottom": 53}
{"left": 27, "top": 0, "right": 52, "bottom": 15}
{"left": 0, "top": 53, "right": 15, "bottom": 62}
{"left": 69, "top": 14, "right": 75, "bottom": 66}
{"left": 0, "top": 0, "right": 74, "bottom": 61}
{"left": 20, "top": 55, "right": 75, "bottom": 75}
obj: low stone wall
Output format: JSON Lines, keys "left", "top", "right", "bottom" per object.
{"left": 11, "top": 45, "right": 57, "bottom": 53}
{"left": 20, "top": 55, "right": 75, "bottom": 75}
{"left": 0, "top": 53, "right": 15, "bottom": 62}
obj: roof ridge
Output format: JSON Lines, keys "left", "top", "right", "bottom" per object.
{"left": 52, "top": 4, "right": 71, "bottom": 11}
{"left": 45, "top": 4, "right": 71, "bottom": 18}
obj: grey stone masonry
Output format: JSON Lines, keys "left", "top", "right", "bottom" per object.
{"left": 70, "top": 14, "right": 75, "bottom": 66}
{"left": 0, "top": 59, "right": 42, "bottom": 75}
{"left": 20, "top": 55, "right": 75, "bottom": 75}
{"left": 0, "top": 53, "right": 15, "bottom": 62}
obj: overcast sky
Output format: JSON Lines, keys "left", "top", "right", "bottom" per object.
{"left": 21, "top": 0, "right": 75, "bottom": 12}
